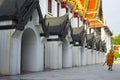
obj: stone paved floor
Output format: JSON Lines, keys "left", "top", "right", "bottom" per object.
{"left": 0, "top": 62, "right": 120, "bottom": 80}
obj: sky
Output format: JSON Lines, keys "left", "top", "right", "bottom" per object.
{"left": 102, "top": 0, "right": 120, "bottom": 36}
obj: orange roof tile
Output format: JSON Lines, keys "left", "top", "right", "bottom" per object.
{"left": 80, "top": 0, "right": 89, "bottom": 9}
{"left": 89, "top": 19, "right": 105, "bottom": 28}
{"left": 86, "top": 13, "right": 97, "bottom": 18}
{"left": 87, "top": 0, "right": 100, "bottom": 12}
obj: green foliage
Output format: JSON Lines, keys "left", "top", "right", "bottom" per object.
{"left": 112, "top": 34, "right": 120, "bottom": 45}
{"left": 114, "top": 52, "right": 120, "bottom": 59}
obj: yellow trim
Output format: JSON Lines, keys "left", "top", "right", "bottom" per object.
{"left": 67, "top": 0, "right": 85, "bottom": 15}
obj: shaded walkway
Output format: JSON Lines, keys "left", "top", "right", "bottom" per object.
{"left": 0, "top": 63, "right": 120, "bottom": 80}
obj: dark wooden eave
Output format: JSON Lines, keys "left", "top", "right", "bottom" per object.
{"left": 44, "top": 14, "right": 71, "bottom": 41}
{"left": 0, "top": 0, "right": 48, "bottom": 37}
{"left": 94, "top": 35, "right": 101, "bottom": 51}
{"left": 101, "top": 41, "right": 107, "bottom": 52}
{"left": 71, "top": 26, "right": 86, "bottom": 46}
{"left": 86, "top": 33, "right": 95, "bottom": 49}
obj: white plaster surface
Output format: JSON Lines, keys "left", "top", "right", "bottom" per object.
{"left": 72, "top": 46, "right": 81, "bottom": 67}
{"left": 62, "top": 41, "right": 72, "bottom": 68}
{"left": 45, "top": 41, "right": 62, "bottom": 69}
{"left": 81, "top": 48, "right": 87, "bottom": 66}
{"left": 86, "top": 49, "right": 92, "bottom": 65}
{"left": 0, "top": 21, "right": 45, "bottom": 75}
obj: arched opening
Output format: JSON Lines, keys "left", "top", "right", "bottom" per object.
{"left": 21, "top": 28, "right": 37, "bottom": 74}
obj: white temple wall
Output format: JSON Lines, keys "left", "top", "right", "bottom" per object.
{"left": 10, "top": 21, "right": 45, "bottom": 75}
{"left": 62, "top": 40, "right": 72, "bottom": 68}
{"left": 101, "top": 52, "right": 106, "bottom": 63}
{"left": 0, "top": 0, "right": 113, "bottom": 75}
{"left": 45, "top": 41, "right": 62, "bottom": 69}
{"left": 92, "top": 50, "right": 95, "bottom": 64}
{"left": 72, "top": 46, "right": 81, "bottom": 67}
{"left": 0, "top": 30, "right": 12, "bottom": 74}
{"left": 92, "top": 50, "right": 96, "bottom": 64}
{"left": 59, "top": 4, "right": 66, "bottom": 16}
{"left": 0, "top": 19, "right": 45, "bottom": 75}
{"left": 71, "top": 18, "right": 78, "bottom": 28}
{"left": 81, "top": 47, "right": 87, "bottom": 66}
{"left": 95, "top": 51, "right": 99, "bottom": 64}
{"left": 39, "top": 0, "right": 47, "bottom": 17}
{"left": 86, "top": 49, "right": 92, "bottom": 65}
{"left": 98, "top": 53, "right": 100, "bottom": 64}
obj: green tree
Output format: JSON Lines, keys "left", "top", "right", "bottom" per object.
{"left": 112, "top": 34, "right": 120, "bottom": 45}
{"left": 114, "top": 52, "right": 120, "bottom": 59}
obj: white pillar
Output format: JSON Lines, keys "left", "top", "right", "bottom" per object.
{"left": 92, "top": 50, "right": 96, "bottom": 64}
{"left": 72, "top": 46, "right": 81, "bottom": 67}
{"left": 45, "top": 41, "right": 62, "bottom": 69}
{"left": 79, "top": 47, "right": 82, "bottom": 66}
{"left": 62, "top": 44, "right": 72, "bottom": 68}
{"left": 10, "top": 34, "right": 21, "bottom": 75}
{"left": 86, "top": 49, "right": 92, "bottom": 65}
{"left": 98, "top": 53, "right": 100, "bottom": 64}
{"left": 98, "top": 52, "right": 101, "bottom": 64}
{"left": 99, "top": 52, "right": 102, "bottom": 64}
{"left": 0, "top": 30, "right": 11, "bottom": 75}
{"left": 81, "top": 47, "right": 87, "bottom": 66}
{"left": 91, "top": 50, "right": 94, "bottom": 64}
{"left": 95, "top": 51, "right": 99, "bottom": 64}
{"left": 101, "top": 52, "right": 106, "bottom": 63}
{"left": 101, "top": 52, "right": 104, "bottom": 63}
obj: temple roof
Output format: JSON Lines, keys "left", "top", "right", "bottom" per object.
{"left": 80, "top": 0, "right": 89, "bottom": 10}
{"left": 87, "top": 33, "right": 94, "bottom": 40}
{"left": 66, "top": 0, "right": 105, "bottom": 28}
{"left": 89, "top": 19, "right": 105, "bottom": 28}
{"left": 0, "top": 0, "right": 44, "bottom": 31}
{"left": 0, "top": 0, "right": 16, "bottom": 17}
{"left": 71, "top": 26, "right": 86, "bottom": 46}
{"left": 0, "top": 0, "right": 27, "bottom": 20}
{"left": 45, "top": 14, "right": 71, "bottom": 40}
{"left": 46, "top": 14, "right": 68, "bottom": 27}
{"left": 87, "top": 0, "right": 100, "bottom": 12}
{"left": 85, "top": 0, "right": 105, "bottom": 28}
{"left": 72, "top": 26, "right": 84, "bottom": 35}
{"left": 67, "top": 0, "right": 85, "bottom": 15}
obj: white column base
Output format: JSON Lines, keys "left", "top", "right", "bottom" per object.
{"left": 45, "top": 41, "right": 62, "bottom": 69}
{"left": 86, "top": 49, "right": 92, "bottom": 65}
{"left": 72, "top": 46, "right": 81, "bottom": 67}
{"left": 81, "top": 48, "right": 87, "bottom": 66}
{"left": 62, "top": 44, "right": 72, "bottom": 68}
